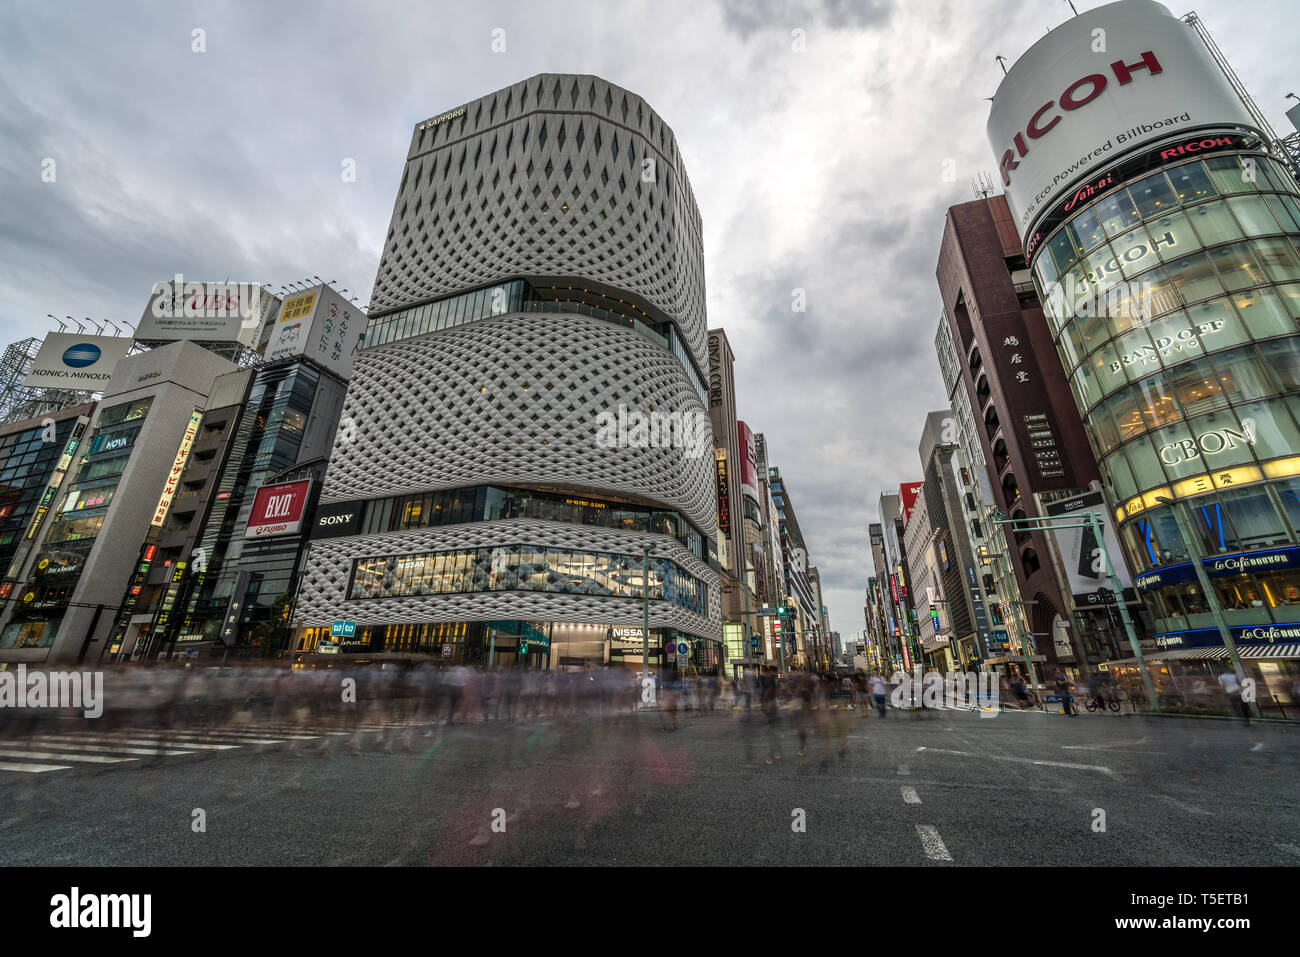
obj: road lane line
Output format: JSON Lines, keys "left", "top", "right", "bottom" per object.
{"left": 901, "top": 786, "right": 921, "bottom": 804}
{"left": 916, "top": 825, "right": 952, "bottom": 861}
{"left": 914, "top": 746, "right": 1117, "bottom": 778}
{"left": 1157, "top": 795, "right": 1212, "bottom": 816}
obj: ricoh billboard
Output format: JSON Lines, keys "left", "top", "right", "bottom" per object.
{"left": 137, "top": 280, "right": 280, "bottom": 348}
{"left": 986, "top": 0, "right": 1261, "bottom": 245}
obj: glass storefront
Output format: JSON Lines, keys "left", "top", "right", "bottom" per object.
{"left": 327, "top": 484, "right": 709, "bottom": 563}
{"left": 1032, "top": 146, "right": 1300, "bottom": 645}
{"left": 349, "top": 544, "right": 708, "bottom": 617}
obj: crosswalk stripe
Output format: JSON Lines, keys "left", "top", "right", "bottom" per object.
{"left": 102, "top": 732, "right": 283, "bottom": 745}
{"left": 0, "top": 761, "right": 70, "bottom": 773}
{"left": 37, "top": 735, "right": 238, "bottom": 751}
{"left": 0, "top": 749, "right": 136, "bottom": 765}
{"left": 31, "top": 740, "right": 196, "bottom": 757}
{"left": 124, "top": 729, "right": 318, "bottom": 742}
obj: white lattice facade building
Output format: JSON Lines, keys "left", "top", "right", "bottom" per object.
{"left": 293, "top": 74, "right": 722, "bottom": 663}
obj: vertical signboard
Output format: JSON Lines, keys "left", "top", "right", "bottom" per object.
{"left": 715, "top": 450, "right": 731, "bottom": 535}
{"left": 151, "top": 411, "right": 203, "bottom": 527}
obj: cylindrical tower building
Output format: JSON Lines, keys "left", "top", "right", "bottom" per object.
{"left": 292, "top": 74, "right": 721, "bottom": 669}
{"left": 989, "top": 0, "right": 1300, "bottom": 672}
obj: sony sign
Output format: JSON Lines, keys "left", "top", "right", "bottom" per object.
{"left": 986, "top": 0, "right": 1261, "bottom": 242}
{"left": 312, "top": 501, "right": 361, "bottom": 539}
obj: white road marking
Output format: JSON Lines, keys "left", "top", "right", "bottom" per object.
{"left": 30, "top": 740, "right": 194, "bottom": 757}
{"left": 38, "top": 735, "right": 237, "bottom": 751}
{"left": 915, "top": 746, "right": 1117, "bottom": 778}
{"left": 1157, "top": 795, "right": 1212, "bottom": 816}
{"left": 1061, "top": 738, "right": 1148, "bottom": 751}
{"left": 0, "top": 761, "right": 70, "bottom": 773}
{"left": 0, "top": 749, "right": 136, "bottom": 765}
{"left": 916, "top": 825, "right": 952, "bottom": 861}
{"left": 901, "top": 786, "right": 921, "bottom": 804}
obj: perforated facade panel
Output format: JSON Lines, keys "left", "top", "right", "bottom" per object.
{"left": 371, "top": 73, "right": 708, "bottom": 369}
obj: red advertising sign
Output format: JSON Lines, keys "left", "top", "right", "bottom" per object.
{"left": 737, "top": 420, "right": 759, "bottom": 505}
{"left": 244, "top": 480, "right": 311, "bottom": 539}
{"left": 898, "top": 482, "right": 923, "bottom": 529}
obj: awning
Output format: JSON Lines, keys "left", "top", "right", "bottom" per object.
{"left": 1152, "top": 647, "right": 1230, "bottom": 660}
{"left": 1106, "top": 643, "right": 1300, "bottom": 665}
{"left": 982, "top": 655, "right": 1047, "bottom": 665}
{"left": 1241, "top": 643, "right": 1300, "bottom": 658}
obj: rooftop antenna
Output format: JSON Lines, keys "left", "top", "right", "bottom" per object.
{"left": 1065, "top": 0, "right": 1079, "bottom": 15}
{"left": 995, "top": 55, "right": 1008, "bottom": 76}
{"left": 972, "top": 172, "right": 995, "bottom": 200}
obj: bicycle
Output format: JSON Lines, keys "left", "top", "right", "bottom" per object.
{"left": 1084, "top": 693, "right": 1121, "bottom": 713}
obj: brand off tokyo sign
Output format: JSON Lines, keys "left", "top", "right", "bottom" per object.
{"left": 986, "top": 0, "right": 1260, "bottom": 241}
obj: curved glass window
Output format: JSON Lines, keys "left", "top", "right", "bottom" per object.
{"left": 1129, "top": 171, "right": 1178, "bottom": 218}
{"left": 1209, "top": 241, "right": 1268, "bottom": 291}
{"left": 349, "top": 545, "right": 708, "bottom": 617}
{"left": 1254, "top": 237, "right": 1300, "bottom": 283}
{"left": 1186, "top": 200, "right": 1244, "bottom": 245}
{"left": 1095, "top": 189, "right": 1140, "bottom": 236}
{"left": 1163, "top": 251, "right": 1224, "bottom": 305}
{"left": 1167, "top": 161, "right": 1216, "bottom": 204}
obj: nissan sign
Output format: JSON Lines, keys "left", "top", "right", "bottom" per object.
{"left": 244, "top": 479, "right": 312, "bottom": 539}
{"left": 986, "top": 0, "right": 1261, "bottom": 242}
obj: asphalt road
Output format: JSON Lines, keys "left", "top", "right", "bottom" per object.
{"left": 1, "top": 705, "right": 1296, "bottom": 866}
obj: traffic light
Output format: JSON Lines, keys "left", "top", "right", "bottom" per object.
{"left": 777, "top": 605, "right": 787, "bottom": 615}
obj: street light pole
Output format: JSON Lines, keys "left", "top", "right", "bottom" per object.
{"left": 1155, "top": 496, "right": 1256, "bottom": 718}
{"left": 641, "top": 548, "right": 651, "bottom": 701}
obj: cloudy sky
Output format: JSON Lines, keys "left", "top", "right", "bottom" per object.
{"left": 0, "top": 0, "right": 1294, "bottom": 638}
